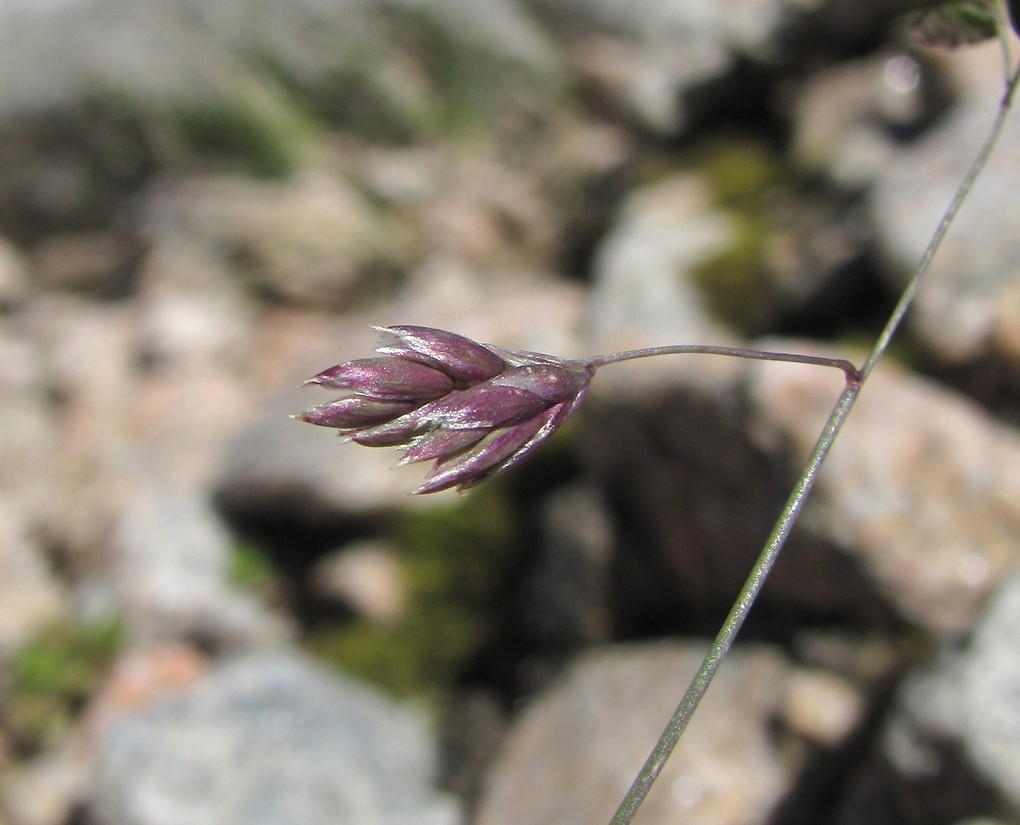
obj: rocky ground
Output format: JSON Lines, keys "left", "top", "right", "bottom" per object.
{"left": 1, "top": 1, "right": 1020, "bottom": 824}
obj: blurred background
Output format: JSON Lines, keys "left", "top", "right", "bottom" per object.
{"left": 2, "top": 0, "right": 1020, "bottom": 823}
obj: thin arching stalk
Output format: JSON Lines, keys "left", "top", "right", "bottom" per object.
{"left": 607, "top": 52, "right": 1020, "bottom": 825}
{"left": 586, "top": 344, "right": 859, "bottom": 380}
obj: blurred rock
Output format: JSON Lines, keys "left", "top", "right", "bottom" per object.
{"left": 0, "top": 0, "right": 557, "bottom": 142}
{"left": 111, "top": 488, "right": 290, "bottom": 649}
{"left": 17, "top": 290, "right": 258, "bottom": 570}
{"left": 0, "top": 235, "right": 30, "bottom": 310}
{"left": 216, "top": 388, "right": 424, "bottom": 521}
{"left": 410, "top": 152, "right": 564, "bottom": 271}
{"left": 898, "top": 570, "right": 1020, "bottom": 810}
{"left": 393, "top": 261, "right": 588, "bottom": 361}
{"left": 759, "top": 190, "right": 873, "bottom": 330}
{"left": 30, "top": 230, "right": 139, "bottom": 296}
{"left": 587, "top": 172, "right": 733, "bottom": 367}
{"left": 529, "top": 0, "right": 803, "bottom": 134}
{"left": 0, "top": 317, "right": 61, "bottom": 531}
{"left": 475, "top": 642, "right": 793, "bottom": 825}
{"left": 354, "top": 122, "right": 632, "bottom": 271}
{"left": 86, "top": 643, "right": 209, "bottom": 735}
{"left": 0, "top": 502, "right": 64, "bottom": 659}
{"left": 89, "top": 650, "right": 461, "bottom": 825}
{"left": 581, "top": 333, "right": 1020, "bottom": 634}
{"left": 521, "top": 483, "right": 614, "bottom": 650}
{"left": 750, "top": 348, "right": 1020, "bottom": 636}
{"left": 134, "top": 239, "right": 255, "bottom": 370}
{"left": 793, "top": 630, "right": 901, "bottom": 692}
{"left": 791, "top": 52, "right": 928, "bottom": 189}
{"left": 386, "top": 0, "right": 556, "bottom": 72}
{"left": 873, "top": 44, "right": 1020, "bottom": 371}
{"left": 779, "top": 667, "right": 866, "bottom": 748}
{"left": 0, "top": 103, "right": 149, "bottom": 243}
{"left": 23, "top": 295, "right": 141, "bottom": 558}
{"left": 142, "top": 170, "right": 413, "bottom": 309}
{"left": 310, "top": 540, "right": 407, "bottom": 624}
{"left": 0, "top": 746, "right": 83, "bottom": 825}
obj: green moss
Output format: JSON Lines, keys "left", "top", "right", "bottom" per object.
{"left": 375, "top": 6, "right": 565, "bottom": 139}
{"left": 228, "top": 540, "right": 277, "bottom": 592}
{"left": 691, "top": 214, "right": 773, "bottom": 332}
{"left": 305, "top": 486, "right": 519, "bottom": 697}
{"left": 695, "top": 138, "right": 781, "bottom": 208}
{"left": 402, "top": 11, "right": 498, "bottom": 135}
{"left": 169, "top": 69, "right": 320, "bottom": 177}
{"left": 6, "top": 618, "right": 122, "bottom": 752}
{"left": 172, "top": 104, "right": 306, "bottom": 177}
{"left": 681, "top": 138, "right": 786, "bottom": 334}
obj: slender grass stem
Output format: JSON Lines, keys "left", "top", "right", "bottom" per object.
{"left": 607, "top": 386, "right": 858, "bottom": 825}
{"left": 861, "top": 58, "right": 1020, "bottom": 381}
{"left": 587, "top": 344, "right": 860, "bottom": 382}
{"left": 607, "top": 53, "right": 1020, "bottom": 825}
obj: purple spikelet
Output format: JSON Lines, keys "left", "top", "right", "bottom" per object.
{"left": 296, "top": 325, "right": 593, "bottom": 493}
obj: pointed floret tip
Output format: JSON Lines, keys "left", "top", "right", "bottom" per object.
{"left": 296, "top": 326, "right": 595, "bottom": 493}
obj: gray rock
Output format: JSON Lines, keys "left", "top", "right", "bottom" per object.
{"left": 873, "top": 45, "right": 1020, "bottom": 368}
{"left": 791, "top": 52, "right": 925, "bottom": 189}
{"left": 216, "top": 386, "right": 423, "bottom": 520}
{"left": 21, "top": 295, "right": 143, "bottom": 556}
{"left": 580, "top": 329, "right": 1020, "bottom": 635}
{"left": 778, "top": 666, "right": 866, "bottom": 748}
{"left": 141, "top": 171, "right": 413, "bottom": 309}
{"left": 587, "top": 172, "right": 734, "bottom": 366}
{"left": 475, "top": 642, "right": 794, "bottom": 825}
{"left": 16, "top": 282, "right": 259, "bottom": 571}
{"left": 0, "top": 745, "right": 84, "bottom": 825}
{"left": 899, "top": 570, "right": 1020, "bottom": 809}
{"left": 133, "top": 238, "right": 255, "bottom": 371}
{"left": 29, "top": 230, "right": 138, "bottom": 295}
{"left": 0, "top": 501, "right": 64, "bottom": 659}
{"left": 90, "top": 651, "right": 460, "bottom": 825}
{"left": 528, "top": 0, "right": 804, "bottom": 133}
{"left": 111, "top": 488, "right": 290, "bottom": 648}
{"left": 749, "top": 347, "right": 1020, "bottom": 636}
{"left": 0, "top": 317, "right": 62, "bottom": 532}
{"left": 0, "top": 0, "right": 556, "bottom": 127}
{"left": 310, "top": 539, "right": 407, "bottom": 623}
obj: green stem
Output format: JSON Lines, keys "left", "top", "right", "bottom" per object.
{"left": 607, "top": 54, "right": 1020, "bottom": 825}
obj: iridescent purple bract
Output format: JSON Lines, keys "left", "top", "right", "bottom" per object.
{"left": 297, "top": 326, "right": 594, "bottom": 493}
